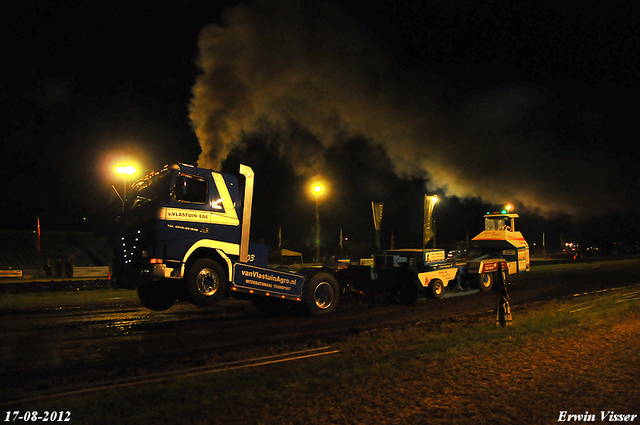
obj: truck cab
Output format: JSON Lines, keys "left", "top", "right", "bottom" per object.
{"left": 113, "top": 163, "right": 265, "bottom": 310}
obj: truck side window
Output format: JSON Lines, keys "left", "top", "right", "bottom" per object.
{"left": 172, "top": 174, "right": 208, "bottom": 204}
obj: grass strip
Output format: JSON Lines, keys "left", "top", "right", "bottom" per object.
{"left": 0, "top": 289, "right": 138, "bottom": 311}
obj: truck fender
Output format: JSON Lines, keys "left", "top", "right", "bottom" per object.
{"left": 181, "top": 241, "right": 236, "bottom": 280}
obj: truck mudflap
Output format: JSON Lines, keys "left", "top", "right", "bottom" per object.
{"left": 231, "top": 262, "right": 306, "bottom": 301}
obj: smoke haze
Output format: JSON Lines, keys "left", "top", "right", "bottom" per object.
{"left": 189, "top": 0, "right": 633, "bottom": 218}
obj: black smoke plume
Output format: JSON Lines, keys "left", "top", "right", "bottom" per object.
{"left": 189, "top": 0, "right": 634, "bottom": 218}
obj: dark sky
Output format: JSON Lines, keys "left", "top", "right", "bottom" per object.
{"left": 2, "top": 0, "right": 639, "bottom": 253}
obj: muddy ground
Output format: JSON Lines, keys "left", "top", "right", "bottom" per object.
{"left": 1, "top": 259, "right": 640, "bottom": 421}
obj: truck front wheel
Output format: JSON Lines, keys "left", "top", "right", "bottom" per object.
{"left": 304, "top": 272, "right": 340, "bottom": 315}
{"left": 186, "top": 259, "right": 227, "bottom": 307}
{"left": 137, "top": 279, "right": 178, "bottom": 311}
{"left": 475, "top": 272, "right": 494, "bottom": 292}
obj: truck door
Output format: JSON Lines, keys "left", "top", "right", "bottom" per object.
{"left": 162, "top": 173, "right": 212, "bottom": 262}
{"left": 161, "top": 172, "right": 242, "bottom": 262}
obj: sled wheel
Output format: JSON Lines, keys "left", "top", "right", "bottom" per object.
{"left": 476, "top": 272, "right": 494, "bottom": 292}
{"left": 428, "top": 279, "right": 444, "bottom": 299}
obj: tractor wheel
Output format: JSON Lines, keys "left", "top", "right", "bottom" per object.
{"left": 137, "top": 279, "right": 178, "bottom": 311}
{"left": 186, "top": 259, "right": 227, "bottom": 307}
{"left": 428, "top": 279, "right": 445, "bottom": 299}
{"left": 303, "top": 272, "right": 340, "bottom": 315}
{"left": 476, "top": 272, "right": 494, "bottom": 292}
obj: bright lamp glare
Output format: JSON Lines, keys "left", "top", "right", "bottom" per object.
{"left": 313, "top": 185, "right": 323, "bottom": 193}
{"left": 115, "top": 165, "right": 136, "bottom": 176}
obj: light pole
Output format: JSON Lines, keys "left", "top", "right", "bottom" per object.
{"left": 313, "top": 184, "right": 323, "bottom": 263}
{"left": 114, "top": 165, "right": 137, "bottom": 211}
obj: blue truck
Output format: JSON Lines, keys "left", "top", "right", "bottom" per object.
{"left": 112, "top": 163, "right": 341, "bottom": 315}
{"left": 112, "top": 163, "right": 530, "bottom": 314}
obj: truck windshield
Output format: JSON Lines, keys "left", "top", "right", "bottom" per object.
{"left": 126, "top": 170, "right": 172, "bottom": 210}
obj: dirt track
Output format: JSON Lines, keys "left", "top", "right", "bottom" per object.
{"left": 2, "top": 259, "right": 640, "bottom": 406}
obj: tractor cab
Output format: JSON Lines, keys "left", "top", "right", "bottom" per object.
{"left": 469, "top": 212, "right": 530, "bottom": 274}
{"left": 483, "top": 213, "right": 518, "bottom": 233}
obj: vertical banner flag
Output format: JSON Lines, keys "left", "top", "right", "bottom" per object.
{"left": 36, "top": 216, "right": 41, "bottom": 252}
{"left": 372, "top": 202, "right": 384, "bottom": 251}
{"left": 423, "top": 195, "right": 438, "bottom": 248}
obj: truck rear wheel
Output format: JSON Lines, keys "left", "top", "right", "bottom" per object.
{"left": 137, "top": 279, "right": 178, "bottom": 311}
{"left": 475, "top": 272, "right": 494, "bottom": 292}
{"left": 304, "top": 272, "right": 340, "bottom": 315}
{"left": 428, "top": 279, "right": 444, "bottom": 299}
{"left": 186, "top": 259, "right": 227, "bottom": 307}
